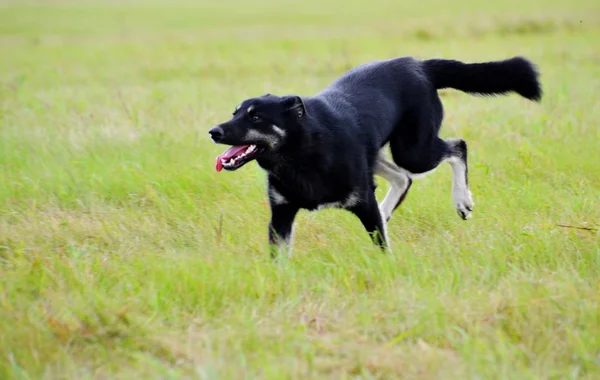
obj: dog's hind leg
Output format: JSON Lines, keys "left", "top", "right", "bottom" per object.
{"left": 390, "top": 137, "right": 474, "bottom": 220}
{"left": 375, "top": 152, "right": 412, "bottom": 221}
{"left": 349, "top": 191, "right": 391, "bottom": 251}
{"left": 446, "top": 138, "right": 474, "bottom": 220}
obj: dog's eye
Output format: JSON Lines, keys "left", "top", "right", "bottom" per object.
{"left": 251, "top": 115, "right": 261, "bottom": 122}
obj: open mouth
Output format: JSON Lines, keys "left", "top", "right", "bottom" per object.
{"left": 215, "top": 144, "right": 266, "bottom": 172}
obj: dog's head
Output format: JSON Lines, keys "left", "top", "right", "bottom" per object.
{"left": 209, "top": 94, "right": 306, "bottom": 172}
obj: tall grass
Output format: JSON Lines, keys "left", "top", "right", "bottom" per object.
{"left": 1, "top": 0, "right": 599, "bottom": 378}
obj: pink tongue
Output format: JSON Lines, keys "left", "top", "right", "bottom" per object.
{"left": 215, "top": 145, "right": 250, "bottom": 172}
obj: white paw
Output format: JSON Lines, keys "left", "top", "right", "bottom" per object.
{"left": 454, "top": 189, "right": 474, "bottom": 220}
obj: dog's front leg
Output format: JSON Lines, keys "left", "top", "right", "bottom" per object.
{"left": 349, "top": 192, "right": 391, "bottom": 252}
{"left": 268, "top": 203, "right": 299, "bottom": 259}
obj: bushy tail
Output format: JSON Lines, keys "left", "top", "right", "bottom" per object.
{"left": 423, "top": 56, "right": 542, "bottom": 101}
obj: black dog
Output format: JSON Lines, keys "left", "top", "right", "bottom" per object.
{"left": 209, "top": 56, "right": 541, "bottom": 257}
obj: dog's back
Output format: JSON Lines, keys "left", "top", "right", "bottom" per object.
{"left": 315, "top": 56, "right": 541, "bottom": 150}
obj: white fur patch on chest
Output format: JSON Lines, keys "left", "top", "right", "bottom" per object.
{"left": 269, "top": 186, "right": 288, "bottom": 205}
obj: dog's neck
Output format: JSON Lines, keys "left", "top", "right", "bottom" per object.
{"left": 256, "top": 150, "right": 302, "bottom": 176}
{"left": 257, "top": 127, "right": 323, "bottom": 170}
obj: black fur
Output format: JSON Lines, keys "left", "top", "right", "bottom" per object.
{"left": 210, "top": 56, "right": 542, "bottom": 256}
{"left": 424, "top": 57, "right": 541, "bottom": 101}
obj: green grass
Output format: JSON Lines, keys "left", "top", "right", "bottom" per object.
{"left": 1, "top": 0, "right": 600, "bottom": 378}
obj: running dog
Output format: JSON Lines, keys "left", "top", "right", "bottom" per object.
{"left": 209, "top": 56, "right": 541, "bottom": 257}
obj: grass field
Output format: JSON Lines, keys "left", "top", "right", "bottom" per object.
{"left": 1, "top": 0, "right": 600, "bottom": 378}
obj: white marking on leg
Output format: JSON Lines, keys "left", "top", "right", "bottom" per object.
{"left": 448, "top": 156, "right": 474, "bottom": 219}
{"left": 287, "top": 224, "right": 295, "bottom": 257}
{"left": 273, "top": 224, "right": 294, "bottom": 258}
{"left": 375, "top": 153, "right": 410, "bottom": 221}
{"left": 378, "top": 206, "right": 392, "bottom": 252}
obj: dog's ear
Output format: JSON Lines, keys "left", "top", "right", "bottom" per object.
{"left": 281, "top": 95, "right": 306, "bottom": 119}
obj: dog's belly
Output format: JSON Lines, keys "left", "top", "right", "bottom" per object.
{"left": 316, "top": 191, "right": 361, "bottom": 211}
{"left": 286, "top": 190, "right": 360, "bottom": 212}
{"left": 268, "top": 164, "right": 364, "bottom": 211}
{"left": 269, "top": 177, "right": 360, "bottom": 211}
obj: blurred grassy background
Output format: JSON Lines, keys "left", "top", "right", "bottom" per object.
{"left": 1, "top": 0, "right": 599, "bottom": 378}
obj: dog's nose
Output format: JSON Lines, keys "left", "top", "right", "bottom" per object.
{"left": 209, "top": 126, "right": 224, "bottom": 142}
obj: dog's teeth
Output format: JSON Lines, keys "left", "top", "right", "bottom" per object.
{"left": 222, "top": 145, "right": 258, "bottom": 169}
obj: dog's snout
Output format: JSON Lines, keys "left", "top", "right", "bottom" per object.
{"left": 209, "top": 126, "right": 224, "bottom": 142}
